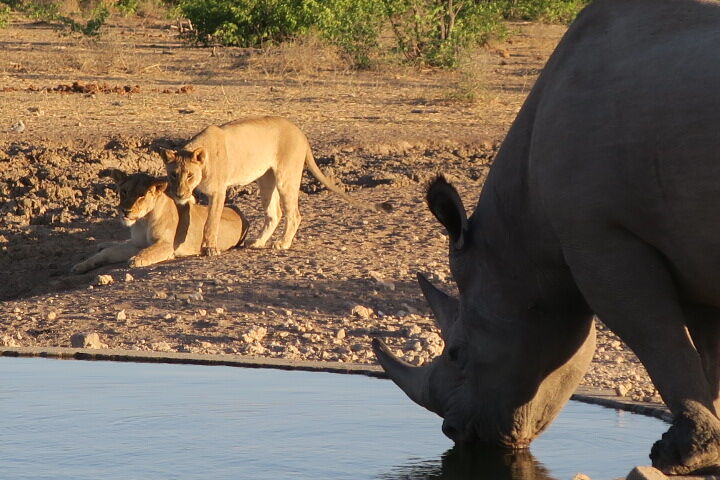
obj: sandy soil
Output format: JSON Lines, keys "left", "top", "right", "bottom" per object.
{"left": 0, "top": 15, "right": 660, "bottom": 404}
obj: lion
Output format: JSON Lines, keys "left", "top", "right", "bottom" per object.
{"left": 71, "top": 169, "right": 249, "bottom": 274}
{"left": 159, "top": 116, "right": 391, "bottom": 255}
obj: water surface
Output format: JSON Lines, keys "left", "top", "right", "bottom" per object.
{"left": 0, "top": 357, "right": 665, "bottom": 479}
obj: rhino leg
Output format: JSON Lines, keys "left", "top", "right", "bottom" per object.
{"left": 683, "top": 304, "right": 720, "bottom": 414}
{"left": 650, "top": 401, "right": 720, "bottom": 475}
{"left": 562, "top": 229, "right": 720, "bottom": 473}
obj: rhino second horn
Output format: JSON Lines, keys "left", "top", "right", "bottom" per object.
{"left": 417, "top": 272, "right": 458, "bottom": 338}
{"left": 372, "top": 338, "right": 436, "bottom": 413}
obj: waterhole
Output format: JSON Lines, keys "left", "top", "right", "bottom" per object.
{"left": 0, "top": 357, "right": 665, "bottom": 479}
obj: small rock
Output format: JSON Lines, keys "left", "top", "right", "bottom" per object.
{"left": 242, "top": 326, "right": 267, "bottom": 344}
{"left": 1, "top": 335, "right": 18, "bottom": 347}
{"left": 151, "top": 341, "right": 172, "bottom": 352}
{"left": 197, "top": 309, "right": 207, "bottom": 317}
{"left": 96, "top": 274, "right": 113, "bottom": 285}
{"left": 9, "top": 119, "right": 25, "bottom": 133}
{"left": 124, "top": 273, "right": 134, "bottom": 282}
{"left": 401, "top": 324, "right": 422, "bottom": 336}
{"left": 245, "top": 343, "right": 266, "bottom": 355}
{"left": 116, "top": 310, "right": 127, "bottom": 321}
{"left": 615, "top": 384, "right": 630, "bottom": 397}
{"left": 336, "top": 328, "right": 346, "bottom": 340}
{"left": 70, "top": 332, "right": 106, "bottom": 349}
{"left": 626, "top": 466, "right": 667, "bottom": 480}
{"left": 352, "top": 305, "right": 373, "bottom": 319}
{"left": 47, "top": 311, "right": 57, "bottom": 320}
{"left": 215, "top": 307, "right": 225, "bottom": 314}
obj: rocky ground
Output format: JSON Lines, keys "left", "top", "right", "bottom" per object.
{"left": 0, "top": 16, "right": 660, "bottom": 404}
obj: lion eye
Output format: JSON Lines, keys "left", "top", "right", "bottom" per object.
{"left": 187, "top": 173, "right": 193, "bottom": 180}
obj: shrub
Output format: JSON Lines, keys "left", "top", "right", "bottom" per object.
{"left": 3, "top": 0, "right": 109, "bottom": 35}
{"left": 501, "top": 0, "right": 588, "bottom": 23}
{"left": 383, "top": 0, "right": 504, "bottom": 68}
{"left": 308, "top": 0, "right": 385, "bottom": 69}
{"left": 0, "top": 3, "right": 10, "bottom": 27}
{"left": 114, "top": 0, "right": 139, "bottom": 15}
{"left": 178, "top": 0, "right": 310, "bottom": 46}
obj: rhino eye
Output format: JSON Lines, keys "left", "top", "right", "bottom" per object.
{"left": 447, "top": 344, "right": 467, "bottom": 370}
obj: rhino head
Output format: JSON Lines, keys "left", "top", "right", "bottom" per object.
{"left": 373, "top": 176, "right": 596, "bottom": 448}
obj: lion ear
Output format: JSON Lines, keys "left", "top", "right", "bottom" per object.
{"left": 159, "top": 148, "right": 177, "bottom": 165}
{"left": 152, "top": 180, "right": 169, "bottom": 194}
{"left": 101, "top": 168, "right": 127, "bottom": 184}
{"left": 193, "top": 147, "right": 208, "bottom": 165}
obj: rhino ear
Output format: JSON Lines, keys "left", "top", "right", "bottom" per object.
{"left": 417, "top": 272, "right": 457, "bottom": 338}
{"left": 426, "top": 176, "right": 467, "bottom": 250}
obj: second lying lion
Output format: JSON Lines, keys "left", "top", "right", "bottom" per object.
{"left": 71, "top": 169, "right": 249, "bottom": 273}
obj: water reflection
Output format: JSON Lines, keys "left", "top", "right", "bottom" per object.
{"left": 381, "top": 446, "right": 556, "bottom": 480}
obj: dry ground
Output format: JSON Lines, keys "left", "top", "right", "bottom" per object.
{"left": 0, "top": 15, "right": 659, "bottom": 404}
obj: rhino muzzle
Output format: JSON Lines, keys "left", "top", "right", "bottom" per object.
{"left": 373, "top": 272, "right": 596, "bottom": 448}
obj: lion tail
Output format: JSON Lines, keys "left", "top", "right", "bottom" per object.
{"left": 304, "top": 149, "right": 393, "bottom": 213}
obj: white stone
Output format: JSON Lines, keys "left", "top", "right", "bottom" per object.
{"left": 625, "top": 466, "right": 667, "bottom": 480}
{"left": 352, "top": 305, "right": 373, "bottom": 319}
{"left": 71, "top": 332, "right": 106, "bottom": 349}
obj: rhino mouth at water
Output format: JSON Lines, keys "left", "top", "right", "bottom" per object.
{"left": 374, "top": 0, "right": 720, "bottom": 474}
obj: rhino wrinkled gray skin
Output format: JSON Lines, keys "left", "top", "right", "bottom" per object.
{"left": 373, "top": 0, "right": 720, "bottom": 474}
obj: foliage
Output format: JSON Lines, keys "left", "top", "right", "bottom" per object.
{"left": 178, "top": 0, "right": 310, "bottom": 46}
{"left": 307, "top": 0, "right": 385, "bottom": 69}
{"left": 2, "top": 0, "right": 109, "bottom": 35}
{"left": 0, "top": 3, "right": 9, "bottom": 27}
{"left": 501, "top": 0, "right": 587, "bottom": 23}
{"left": 382, "top": 0, "right": 504, "bottom": 67}
{"left": 58, "top": 3, "right": 109, "bottom": 35}
{"left": 115, "top": 0, "right": 139, "bottom": 16}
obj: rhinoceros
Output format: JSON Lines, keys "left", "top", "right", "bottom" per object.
{"left": 373, "top": 0, "right": 720, "bottom": 474}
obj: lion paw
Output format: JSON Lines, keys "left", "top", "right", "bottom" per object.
{"left": 202, "top": 246, "right": 220, "bottom": 257}
{"left": 272, "top": 240, "right": 291, "bottom": 250}
{"left": 650, "top": 402, "right": 720, "bottom": 475}
{"left": 246, "top": 239, "right": 267, "bottom": 249}
{"left": 128, "top": 256, "right": 148, "bottom": 268}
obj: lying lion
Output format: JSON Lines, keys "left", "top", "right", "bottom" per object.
{"left": 71, "top": 169, "right": 249, "bottom": 273}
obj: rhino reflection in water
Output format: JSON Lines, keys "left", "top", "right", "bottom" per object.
{"left": 373, "top": 0, "right": 720, "bottom": 475}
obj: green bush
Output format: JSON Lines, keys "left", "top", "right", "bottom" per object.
{"left": 179, "top": 0, "right": 310, "bottom": 46}
{"left": 383, "top": 0, "right": 504, "bottom": 68}
{"left": 307, "top": 0, "right": 384, "bottom": 68}
{"left": 3, "top": 0, "right": 109, "bottom": 35}
{"left": 0, "top": 3, "right": 9, "bottom": 27}
{"left": 175, "top": 0, "right": 587, "bottom": 69}
{"left": 58, "top": 3, "right": 109, "bottom": 35}
{"left": 115, "top": 0, "right": 139, "bottom": 15}
{"left": 501, "top": 0, "right": 587, "bottom": 23}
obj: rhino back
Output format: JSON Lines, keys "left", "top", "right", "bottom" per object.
{"left": 516, "top": 0, "right": 720, "bottom": 302}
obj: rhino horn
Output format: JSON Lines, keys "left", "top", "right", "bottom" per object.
{"left": 372, "top": 338, "right": 436, "bottom": 413}
{"left": 417, "top": 272, "right": 458, "bottom": 338}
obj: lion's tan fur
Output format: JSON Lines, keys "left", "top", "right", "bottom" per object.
{"left": 160, "top": 116, "right": 386, "bottom": 253}
{"left": 71, "top": 170, "right": 248, "bottom": 273}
